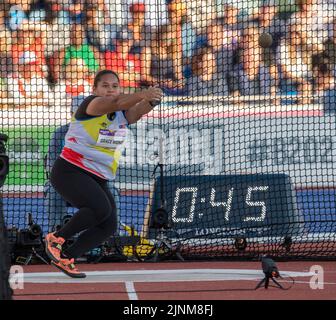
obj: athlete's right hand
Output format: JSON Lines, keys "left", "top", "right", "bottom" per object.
{"left": 142, "top": 86, "right": 164, "bottom": 104}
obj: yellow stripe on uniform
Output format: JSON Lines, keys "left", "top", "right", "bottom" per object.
{"left": 62, "top": 108, "right": 129, "bottom": 181}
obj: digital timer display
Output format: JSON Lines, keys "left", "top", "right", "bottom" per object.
{"left": 148, "top": 174, "right": 302, "bottom": 238}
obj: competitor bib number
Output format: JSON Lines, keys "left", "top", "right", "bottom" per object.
{"left": 96, "top": 129, "right": 127, "bottom": 149}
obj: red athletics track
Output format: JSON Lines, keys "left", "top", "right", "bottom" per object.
{"left": 12, "top": 261, "right": 336, "bottom": 300}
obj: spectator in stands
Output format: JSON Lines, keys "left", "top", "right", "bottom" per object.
{"left": 11, "top": 26, "right": 48, "bottom": 78}
{"left": 233, "top": 25, "right": 277, "bottom": 96}
{"left": 322, "top": 20, "right": 336, "bottom": 111}
{"left": 136, "top": 0, "right": 169, "bottom": 28}
{"left": 161, "top": 0, "right": 197, "bottom": 65}
{"left": 289, "top": 0, "right": 334, "bottom": 52}
{"left": 6, "top": 0, "right": 31, "bottom": 31}
{"left": 99, "top": 0, "right": 168, "bottom": 29}
{"left": 0, "top": 29, "right": 15, "bottom": 99}
{"left": 276, "top": 27, "right": 314, "bottom": 103}
{"left": 52, "top": 23, "right": 103, "bottom": 81}
{"left": 220, "top": 5, "right": 242, "bottom": 93}
{"left": 5, "top": 0, "right": 48, "bottom": 32}
{"left": 325, "top": 18, "right": 336, "bottom": 76}
{"left": 312, "top": 53, "right": 335, "bottom": 96}
{"left": 252, "top": 3, "right": 288, "bottom": 89}
{"left": 6, "top": 50, "right": 50, "bottom": 102}
{"left": 84, "top": 1, "right": 112, "bottom": 52}
{"left": 126, "top": 2, "right": 152, "bottom": 55}
{"left": 223, "top": 3, "right": 241, "bottom": 25}
{"left": 184, "top": 0, "right": 218, "bottom": 35}
{"left": 54, "top": 58, "right": 93, "bottom": 103}
{"left": 61, "top": 0, "right": 86, "bottom": 24}
{"left": 29, "top": 0, "right": 84, "bottom": 25}
{"left": 31, "top": 0, "right": 72, "bottom": 84}
{"left": 104, "top": 28, "right": 141, "bottom": 93}
{"left": 254, "top": 2, "right": 287, "bottom": 41}
{"left": 206, "top": 15, "right": 240, "bottom": 96}
{"left": 0, "top": 1, "right": 9, "bottom": 31}
{"left": 139, "top": 1, "right": 195, "bottom": 93}
{"left": 186, "top": 46, "right": 228, "bottom": 96}
{"left": 99, "top": 0, "right": 127, "bottom": 27}
{"left": 140, "top": 27, "right": 185, "bottom": 94}
{"left": 205, "top": 3, "right": 241, "bottom": 40}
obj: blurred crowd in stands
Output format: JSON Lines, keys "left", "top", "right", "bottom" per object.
{"left": 0, "top": 0, "right": 336, "bottom": 105}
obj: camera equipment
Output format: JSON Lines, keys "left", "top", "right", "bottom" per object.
{"left": 0, "top": 168, "right": 12, "bottom": 299}
{"left": 16, "top": 213, "right": 42, "bottom": 247}
{"left": 14, "top": 213, "right": 48, "bottom": 265}
{"left": 255, "top": 256, "right": 284, "bottom": 290}
{"left": 0, "top": 133, "right": 12, "bottom": 299}
{"left": 147, "top": 184, "right": 184, "bottom": 261}
{"left": 146, "top": 111, "right": 183, "bottom": 262}
{"left": 234, "top": 237, "right": 247, "bottom": 251}
{"left": 281, "top": 236, "right": 292, "bottom": 252}
{"left": 146, "top": 227, "right": 184, "bottom": 262}
{"left": 0, "top": 134, "right": 9, "bottom": 188}
{"left": 149, "top": 207, "right": 170, "bottom": 229}
{"left": 0, "top": 206, "right": 12, "bottom": 300}
{"left": 86, "top": 235, "right": 140, "bottom": 263}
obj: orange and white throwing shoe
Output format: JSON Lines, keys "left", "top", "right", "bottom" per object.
{"left": 45, "top": 232, "right": 65, "bottom": 263}
{"left": 51, "top": 258, "right": 86, "bottom": 278}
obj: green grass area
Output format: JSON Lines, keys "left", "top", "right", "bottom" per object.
{"left": 1, "top": 126, "right": 56, "bottom": 186}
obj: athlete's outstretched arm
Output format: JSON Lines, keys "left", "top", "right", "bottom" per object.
{"left": 86, "top": 87, "right": 163, "bottom": 116}
{"left": 125, "top": 100, "right": 156, "bottom": 124}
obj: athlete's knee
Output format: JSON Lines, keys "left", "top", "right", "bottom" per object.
{"left": 97, "top": 213, "right": 118, "bottom": 236}
{"left": 93, "top": 201, "right": 113, "bottom": 223}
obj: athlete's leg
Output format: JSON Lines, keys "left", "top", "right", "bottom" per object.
{"left": 44, "top": 180, "right": 68, "bottom": 232}
{"left": 63, "top": 214, "right": 116, "bottom": 258}
{"left": 62, "top": 181, "right": 118, "bottom": 258}
{"left": 107, "top": 180, "right": 120, "bottom": 231}
{"left": 50, "top": 158, "right": 113, "bottom": 240}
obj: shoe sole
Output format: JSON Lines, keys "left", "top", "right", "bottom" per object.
{"left": 51, "top": 261, "right": 87, "bottom": 279}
